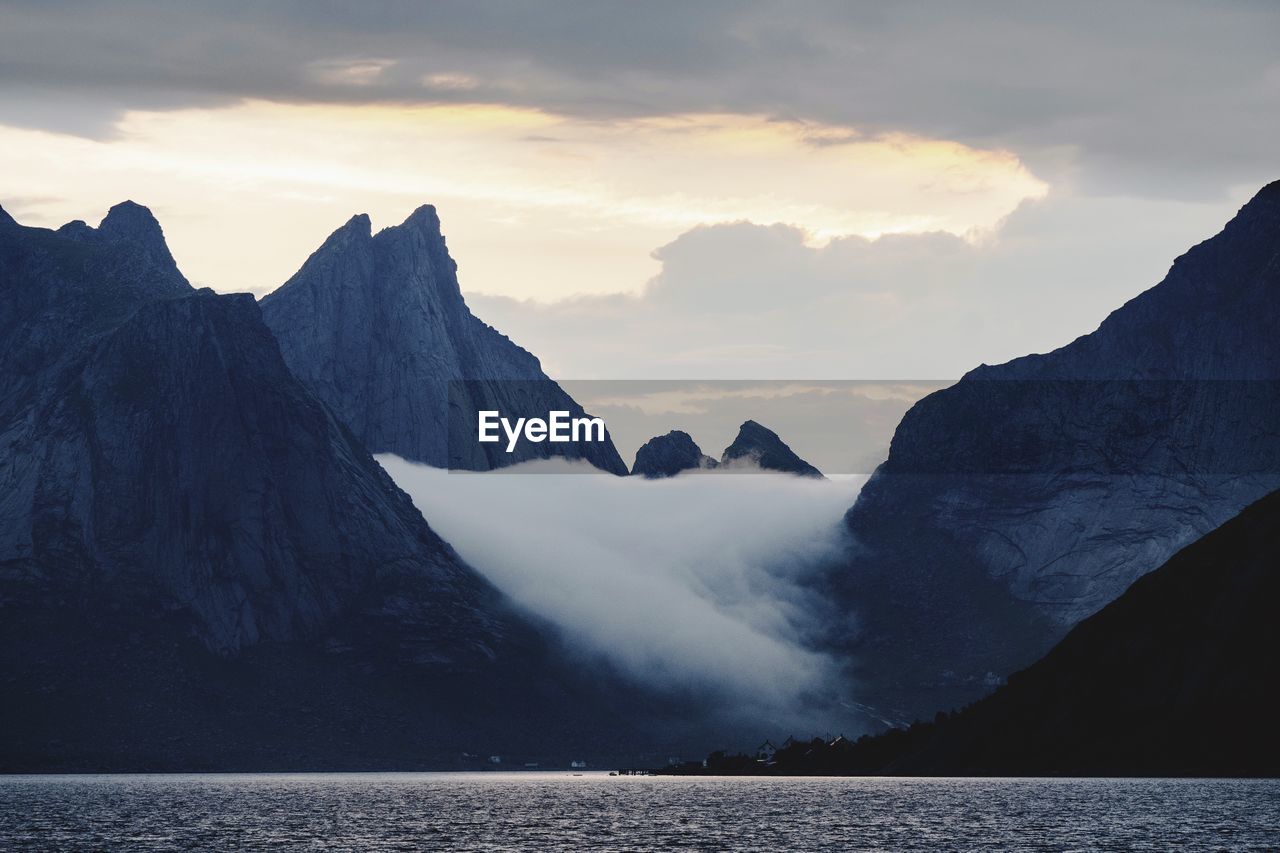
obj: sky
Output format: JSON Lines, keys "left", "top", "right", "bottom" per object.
{"left": 2, "top": 1, "right": 1278, "bottom": 379}
{"left": 562, "top": 380, "right": 948, "bottom": 475}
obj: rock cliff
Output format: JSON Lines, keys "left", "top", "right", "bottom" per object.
{"left": 259, "top": 207, "right": 628, "bottom": 473}
{"left": 721, "top": 420, "right": 824, "bottom": 478}
{"left": 833, "top": 181, "right": 1280, "bottom": 721}
{"left": 858, "top": 488, "right": 1280, "bottom": 776}
{"left": 631, "top": 430, "right": 719, "bottom": 477}
{"left": 0, "top": 204, "right": 639, "bottom": 770}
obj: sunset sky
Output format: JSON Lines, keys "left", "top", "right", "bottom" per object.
{"left": 3, "top": 1, "right": 1278, "bottom": 378}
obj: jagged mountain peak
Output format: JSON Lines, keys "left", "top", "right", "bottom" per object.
{"left": 0, "top": 203, "right": 16, "bottom": 228}
{"left": 722, "top": 420, "right": 823, "bottom": 478}
{"left": 289, "top": 207, "right": 459, "bottom": 300}
{"left": 310, "top": 212, "right": 373, "bottom": 255}
{"left": 390, "top": 203, "right": 442, "bottom": 236}
{"left": 338, "top": 211, "right": 373, "bottom": 236}
{"left": 36, "top": 199, "right": 189, "bottom": 285}
{"left": 99, "top": 199, "right": 159, "bottom": 233}
{"left": 101, "top": 201, "right": 177, "bottom": 262}
{"left": 260, "top": 204, "right": 628, "bottom": 473}
{"left": 318, "top": 206, "right": 445, "bottom": 245}
{"left": 372, "top": 204, "right": 462, "bottom": 299}
{"left": 632, "top": 430, "right": 719, "bottom": 478}
{"left": 1, "top": 205, "right": 192, "bottom": 423}
{"left": 270, "top": 207, "right": 458, "bottom": 322}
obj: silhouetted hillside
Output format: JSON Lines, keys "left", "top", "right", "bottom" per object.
{"left": 672, "top": 489, "right": 1280, "bottom": 777}
{"left": 831, "top": 181, "right": 1280, "bottom": 722}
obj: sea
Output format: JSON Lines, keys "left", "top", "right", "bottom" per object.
{"left": 1, "top": 773, "right": 1276, "bottom": 850}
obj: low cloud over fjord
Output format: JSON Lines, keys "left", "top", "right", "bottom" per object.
{"left": 380, "top": 456, "right": 865, "bottom": 729}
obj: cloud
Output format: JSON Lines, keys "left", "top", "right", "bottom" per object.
{"left": 379, "top": 455, "right": 865, "bottom": 731}
{"left": 2, "top": 1, "right": 1277, "bottom": 195}
{"left": 3, "top": 3, "right": 1270, "bottom": 375}
{"left": 0, "top": 101, "right": 1042, "bottom": 299}
{"left": 307, "top": 58, "right": 396, "bottom": 87}
{"left": 421, "top": 72, "right": 481, "bottom": 92}
{"left": 468, "top": 190, "right": 1246, "bottom": 379}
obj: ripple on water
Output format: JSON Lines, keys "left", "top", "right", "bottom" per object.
{"left": 0, "top": 773, "right": 1277, "bottom": 851}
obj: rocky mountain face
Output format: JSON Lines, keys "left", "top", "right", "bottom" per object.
{"left": 0, "top": 205, "right": 641, "bottom": 770}
{"left": 721, "top": 420, "right": 824, "bottom": 478}
{"left": 631, "top": 430, "right": 719, "bottom": 478}
{"left": 855, "top": 488, "right": 1280, "bottom": 776}
{"left": 832, "top": 181, "right": 1280, "bottom": 722}
{"left": 0, "top": 201, "right": 190, "bottom": 426}
{"left": 259, "top": 207, "right": 628, "bottom": 474}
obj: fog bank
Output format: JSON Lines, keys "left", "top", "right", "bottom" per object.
{"left": 379, "top": 456, "right": 863, "bottom": 729}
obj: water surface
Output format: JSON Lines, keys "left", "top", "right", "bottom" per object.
{"left": 1, "top": 773, "right": 1276, "bottom": 850}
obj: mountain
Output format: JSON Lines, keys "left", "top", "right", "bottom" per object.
{"left": 846, "top": 488, "right": 1280, "bottom": 776}
{"left": 0, "top": 201, "right": 190, "bottom": 425}
{"left": 0, "top": 204, "right": 640, "bottom": 770}
{"left": 831, "top": 181, "right": 1280, "bottom": 721}
{"left": 721, "top": 420, "right": 824, "bottom": 478}
{"left": 259, "top": 207, "right": 628, "bottom": 474}
{"left": 631, "top": 430, "right": 719, "bottom": 478}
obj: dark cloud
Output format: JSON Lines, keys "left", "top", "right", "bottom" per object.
{"left": 1, "top": 1, "right": 1277, "bottom": 194}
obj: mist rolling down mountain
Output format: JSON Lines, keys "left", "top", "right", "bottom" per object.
{"left": 689, "top": 487, "right": 1280, "bottom": 777}
{"left": 259, "top": 207, "right": 628, "bottom": 474}
{"left": 0, "top": 203, "right": 644, "bottom": 771}
{"left": 831, "top": 181, "right": 1280, "bottom": 722}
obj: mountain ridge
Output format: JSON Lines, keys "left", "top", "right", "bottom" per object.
{"left": 840, "top": 487, "right": 1280, "bottom": 776}
{"left": 722, "top": 420, "right": 824, "bottom": 478}
{"left": 0, "top": 203, "right": 646, "bottom": 770}
{"left": 831, "top": 180, "right": 1280, "bottom": 721}
{"left": 681, "top": 488, "right": 1280, "bottom": 777}
{"left": 631, "top": 430, "right": 719, "bottom": 478}
{"left": 260, "top": 206, "right": 629, "bottom": 473}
